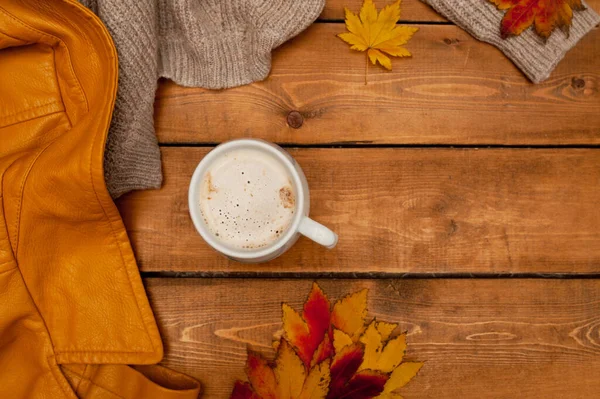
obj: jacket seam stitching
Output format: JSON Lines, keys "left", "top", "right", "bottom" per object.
{"left": 50, "top": 41, "right": 73, "bottom": 127}
{"left": 47, "top": 355, "right": 78, "bottom": 399}
{"left": 0, "top": 101, "right": 62, "bottom": 123}
{"left": 12, "top": 141, "right": 54, "bottom": 255}
{"left": 82, "top": 11, "right": 159, "bottom": 356}
{"left": 0, "top": 109, "right": 64, "bottom": 130}
{"left": 0, "top": 158, "right": 18, "bottom": 269}
{"left": 87, "top": 136, "right": 159, "bottom": 356}
{"left": 89, "top": 366, "right": 125, "bottom": 398}
{"left": 71, "top": 367, "right": 125, "bottom": 399}
{"left": 0, "top": 28, "right": 26, "bottom": 42}
{"left": 74, "top": 364, "right": 87, "bottom": 393}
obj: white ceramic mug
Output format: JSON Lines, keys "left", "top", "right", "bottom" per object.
{"left": 188, "top": 139, "right": 338, "bottom": 263}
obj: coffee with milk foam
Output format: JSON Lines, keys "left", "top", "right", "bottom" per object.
{"left": 199, "top": 148, "right": 296, "bottom": 250}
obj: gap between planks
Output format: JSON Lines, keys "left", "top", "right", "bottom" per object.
{"left": 141, "top": 271, "right": 600, "bottom": 279}
{"left": 158, "top": 143, "right": 600, "bottom": 149}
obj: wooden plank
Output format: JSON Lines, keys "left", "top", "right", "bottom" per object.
{"left": 117, "top": 147, "right": 600, "bottom": 274}
{"left": 146, "top": 278, "right": 600, "bottom": 399}
{"left": 320, "top": 0, "right": 445, "bottom": 22}
{"left": 154, "top": 24, "right": 600, "bottom": 146}
{"left": 319, "top": 0, "right": 600, "bottom": 21}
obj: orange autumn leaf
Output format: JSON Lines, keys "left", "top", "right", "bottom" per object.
{"left": 311, "top": 332, "right": 334, "bottom": 368}
{"left": 282, "top": 283, "right": 333, "bottom": 368}
{"left": 338, "top": 0, "right": 418, "bottom": 80}
{"left": 245, "top": 351, "right": 278, "bottom": 399}
{"left": 489, "top": 0, "right": 586, "bottom": 39}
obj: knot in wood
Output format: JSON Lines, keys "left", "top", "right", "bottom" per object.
{"left": 571, "top": 77, "right": 585, "bottom": 89}
{"left": 287, "top": 111, "right": 304, "bottom": 129}
{"left": 444, "top": 38, "right": 460, "bottom": 45}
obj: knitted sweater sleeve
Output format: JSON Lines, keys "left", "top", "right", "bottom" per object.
{"left": 78, "top": 0, "right": 325, "bottom": 198}
{"left": 421, "top": 0, "right": 600, "bottom": 83}
{"left": 159, "top": 0, "right": 326, "bottom": 89}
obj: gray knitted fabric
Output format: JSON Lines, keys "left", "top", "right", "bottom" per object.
{"left": 78, "top": 0, "right": 325, "bottom": 198}
{"left": 421, "top": 0, "right": 599, "bottom": 83}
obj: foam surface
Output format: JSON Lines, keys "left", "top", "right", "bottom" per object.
{"left": 198, "top": 148, "right": 296, "bottom": 250}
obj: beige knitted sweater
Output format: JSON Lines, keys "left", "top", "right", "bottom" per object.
{"left": 79, "top": 0, "right": 325, "bottom": 198}
{"left": 421, "top": 0, "right": 599, "bottom": 83}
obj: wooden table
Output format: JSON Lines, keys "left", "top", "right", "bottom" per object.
{"left": 116, "top": 1, "right": 600, "bottom": 397}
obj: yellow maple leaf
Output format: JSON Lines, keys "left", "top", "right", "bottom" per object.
{"left": 376, "top": 333, "right": 406, "bottom": 372}
{"left": 375, "top": 362, "right": 424, "bottom": 398}
{"left": 358, "top": 321, "right": 383, "bottom": 371}
{"left": 333, "top": 328, "right": 354, "bottom": 354}
{"left": 331, "top": 288, "right": 368, "bottom": 340}
{"left": 338, "top": 0, "right": 418, "bottom": 82}
{"left": 274, "top": 339, "right": 306, "bottom": 399}
{"left": 376, "top": 321, "right": 398, "bottom": 342}
{"left": 299, "top": 359, "right": 331, "bottom": 399}
{"left": 359, "top": 321, "right": 406, "bottom": 373}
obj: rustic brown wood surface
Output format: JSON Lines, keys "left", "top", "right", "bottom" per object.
{"left": 154, "top": 24, "right": 600, "bottom": 145}
{"left": 146, "top": 278, "right": 600, "bottom": 399}
{"left": 119, "top": 147, "right": 600, "bottom": 274}
{"left": 119, "top": 1, "right": 600, "bottom": 397}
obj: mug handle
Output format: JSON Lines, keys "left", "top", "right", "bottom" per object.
{"left": 299, "top": 217, "right": 338, "bottom": 249}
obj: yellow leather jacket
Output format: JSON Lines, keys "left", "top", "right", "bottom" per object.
{"left": 0, "top": 0, "right": 200, "bottom": 397}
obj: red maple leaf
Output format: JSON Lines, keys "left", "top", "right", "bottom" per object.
{"left": 326, "top": 344, "right": 365, "bottom": 399}
{"left": 282, "top": 283, "right": 333, "bottom": 368}
{"left": 230, "top": 381, "right": 261, "bottom": 399}
{"left": 490, "top": 0, "right": 586, "bottom": 39}
{"left": 338, "top": 370, "right": 389, "bottom": 399}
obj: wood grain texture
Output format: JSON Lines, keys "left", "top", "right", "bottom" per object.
{"left": 320, "top": 0, "right": 445, "bottom": 22}
{"left": 117, "top": 147, "right": 600, "bottom": 274}
{"left": 154, "top": 24, "right": 600, "bottom": 146}
{"left": 145, "top": 278, "right": 600, "bottom": 399}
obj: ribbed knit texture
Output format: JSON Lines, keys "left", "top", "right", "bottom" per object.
{"left": 421, "top": 0, "right": 599, "bottom": 83}
{"left": 79, "top": 0, "right": 325, "bottom": 198}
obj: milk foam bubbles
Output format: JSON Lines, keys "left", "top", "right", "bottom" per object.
{"left": 198, "top": 148, "right": 296, "bottom": 250}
